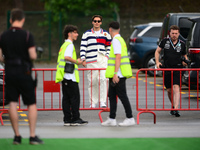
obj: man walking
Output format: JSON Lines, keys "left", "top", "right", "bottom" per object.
{"left": 101, "top": 21, "right": 135, "bottom": 126}
{"left": 80, "top": 15, "right": 111, "bottom": 108}
{"left": 0, "top": 8, "right": 43, "bottom": 144}
{"left": 56, "top": 25, "right": 88, "bottom": 126}
{"left": 155, "top": 25, "right": 188, "bottom": 117}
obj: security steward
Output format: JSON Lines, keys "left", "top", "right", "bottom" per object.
{"left": 55, "top": 25, "right": 88, "bottom": 126}
{"left": 101, "top": 21, "right": 135, "bottom": 127}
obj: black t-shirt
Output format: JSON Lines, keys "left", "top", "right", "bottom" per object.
{"left": 159, "top": 38, "right": 186, "bottom": 68}
{"left": 0, "top": 27, "right": 35, "bottom": 74}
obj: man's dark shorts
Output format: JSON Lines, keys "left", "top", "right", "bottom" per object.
{"left": 164, "top": 71, "right": 181, "bottom": 89}
{"left": 5, "top": 73, "right": 36, "bottom": 105}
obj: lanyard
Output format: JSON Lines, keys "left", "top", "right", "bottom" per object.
{"left": 169, "top": 38, "right": 180, "bottom": 50}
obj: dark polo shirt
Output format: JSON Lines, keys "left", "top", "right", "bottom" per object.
{"left": 159, "top": 37, "right": 186, "bottom": 68}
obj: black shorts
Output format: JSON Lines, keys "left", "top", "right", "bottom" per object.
{"left": 5, "top": 74, "right": 36, "bottom": 105}
{"left": 164, "top": 71, "right": 181, "bottom": 89}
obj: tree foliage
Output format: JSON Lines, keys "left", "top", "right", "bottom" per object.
{"left": 42, "top": 0, "right": 119, "bottom": 23}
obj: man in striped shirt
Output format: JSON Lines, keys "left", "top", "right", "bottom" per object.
{"left": 80, "top": 15, "right": 111, "bottom": 108}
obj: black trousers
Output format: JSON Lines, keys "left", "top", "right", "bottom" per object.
{"left": 62, "top": 79, "right": 80, "bottom": 122}
{"left": 108, "top": 78, "right": 133, "bottom": 119}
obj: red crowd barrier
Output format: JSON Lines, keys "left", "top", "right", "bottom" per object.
{"left": 0, "top": 68, "right": 109, "bottom": 125}
{"left": 136, "top": 68, "right": 200, "bottom": 124}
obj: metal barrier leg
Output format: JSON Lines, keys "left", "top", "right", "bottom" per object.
{"left": 137, "top": 111, "right": 156, "bottom": 124}
{"left": 0, "top": 110, "right": 8, "bottom": 126}
{"left": 0, "top": 112, "right": 3, "bottom": 125}
{"left": 98, "top": 108, "right": 110, "bottom": 123}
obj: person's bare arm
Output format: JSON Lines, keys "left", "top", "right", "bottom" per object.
{"left": 113, "top": 54, "right": 121, "bottom": 83}
{"left": 64, "top": 56, "right": 82, "bottom": 65}
{"left": 155, "top": 46, "right": 162, "bottom": 68}
{"left": 0, "top": 48, "right": 4, "bottom": 62}
{"left": 28, "top": 47, "right": 37, "bottom": 60}
{"left": 82, "top": 60, "right": 86, "bottom": 67}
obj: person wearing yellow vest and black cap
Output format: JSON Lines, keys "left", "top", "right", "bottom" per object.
{"left": 55, "top": 25, "right": 88, "bottom": 126}
{"left": 101, "top": 21, "right": 135, "bottom": 126}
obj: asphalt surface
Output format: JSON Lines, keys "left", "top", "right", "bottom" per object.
{"left": 0, "top": 63, "right": 200, "bottom": 139}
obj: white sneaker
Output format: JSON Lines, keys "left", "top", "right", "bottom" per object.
{"left": 118, "top": 118, "right": 135, "bottom": 126}
{"left": 89, "top": 104, "right": 96, "bottom": 108}
{"left": 100, "top": 102, "right": 106, "bottom": 108}
{"left": 101, "top": 117, "right": 117, "bottom": 126}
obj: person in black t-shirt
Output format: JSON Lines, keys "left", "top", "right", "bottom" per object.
{"left": 0, "top": 8, "right": 43, "bottom": 145}
{"left": 155, "top": 25, "right": 188, "bottom": 117}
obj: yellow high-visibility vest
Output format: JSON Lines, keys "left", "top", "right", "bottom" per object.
{"left": 105, "top": 36, "right": 132, "bottom": 78}
{"left": 55, "top": 41, "right": 79, "bottom": 83}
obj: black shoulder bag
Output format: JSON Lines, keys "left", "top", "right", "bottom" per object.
{"left": 64, "top": 63, "right": 75, "bottom": 73}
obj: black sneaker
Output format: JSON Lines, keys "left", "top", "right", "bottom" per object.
{"left": 174, "top": 111, "right": 180, "bottom": 117}
{"left": 13, "top": 135, "right": 22, "bottom": 145}
{"left": 64, "top": 120, "right": 71, "bottom": 126}
{"left": 30, "top": 136, "right": 44, "bottom": 145}
{"left": 170, "top": 110, "right": 175, "bottom": 115}
{"left": 71, "top": 118, "right": 88, "bottom": 126}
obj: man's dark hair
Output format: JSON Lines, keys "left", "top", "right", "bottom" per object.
{"left": 92, "top": 15, "right": 103, "bottom": 21}
{"left": 63, "top": 25, "right": 78, "bottom": 39}
{"left": 109, "top": 21, "right": 120, "bottom": 30}
{"left": 10, "top": 8, "right": 25, "bottom": 22}
{"left": 170, "top": 25, "right": 180, "bottom": 32}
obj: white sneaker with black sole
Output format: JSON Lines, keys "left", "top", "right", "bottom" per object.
{"left": 100, "top": 102, "right": 106, "bottom": 108}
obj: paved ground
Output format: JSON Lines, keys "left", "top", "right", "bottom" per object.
{"left": 0, "top": 63, "right": 200, "bottom": 139}
{"left": 1, "top": 110, "right": 200, "bottom": 138}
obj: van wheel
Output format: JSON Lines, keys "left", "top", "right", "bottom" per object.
{"left": 144, "top": 54, "right": 162, "bottom": 76}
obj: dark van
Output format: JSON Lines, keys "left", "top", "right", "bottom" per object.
{"left": 182, "top": 17, "right": 200, "bottom": 89}
{"left": 159, "top": 13, "right": 200, "bottom": 43}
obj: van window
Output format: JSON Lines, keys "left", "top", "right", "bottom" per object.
{"left": 179, "top": 18, "right": 193, "bottom": 39}
{"left": 191, "top": 23, "right": 200, "bottom": 47}
{"left": 142, "top": 27, "right": 161, "bottom": 38}
{"left": 160, "top": 15, "right": 169, "bottom": 39}
{"left": 130, "top": 28, "right": 143, "bottom": 38}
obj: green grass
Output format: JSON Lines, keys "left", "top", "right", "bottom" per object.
{"left": 1, "top": 138, "right": 200, "bottom": 150}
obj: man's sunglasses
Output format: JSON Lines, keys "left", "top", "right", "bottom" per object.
{"left": 93, "top": 20, "right": 101, "bottom": 23}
